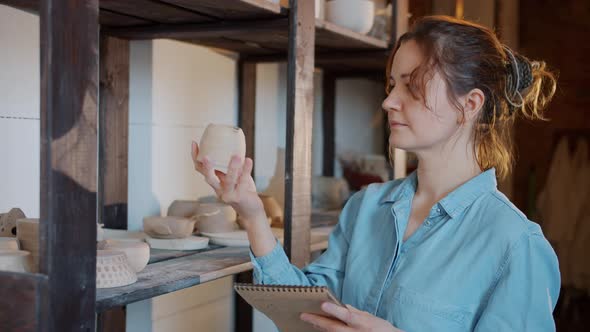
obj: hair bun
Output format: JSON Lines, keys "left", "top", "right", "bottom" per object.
{"left": 504, "top": 46, "right": 533, "bottom": 111}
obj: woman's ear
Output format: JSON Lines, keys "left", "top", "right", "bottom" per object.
{"left": 463, "top": 88, "right": 485, "bottom": 121}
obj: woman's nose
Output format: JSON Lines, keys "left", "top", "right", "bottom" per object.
{"left": 382, "top": 90, "right": 401, "bottom": 113}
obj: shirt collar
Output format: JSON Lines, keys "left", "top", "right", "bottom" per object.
{"left": 380, "top": 168, "right": 498, "bottom": 219}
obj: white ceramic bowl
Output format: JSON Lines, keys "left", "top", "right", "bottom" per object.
{"left": 325, "top": 0, "right": 375, "bottom": 34}
{"left": 197, "top": 124, "right": 246, "bottom": 173}
{"left": 98, "top": 239, "right": 150, "bottom": 272}
{"left": 96, "top": 250, "right": 138, "bottom": 288}
{"left": 143, "top": 216, "right": 196, "bottom": 239}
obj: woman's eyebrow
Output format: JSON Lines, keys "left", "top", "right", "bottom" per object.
{"left": 389, "top": 73, "right": 411, "bottom": 80}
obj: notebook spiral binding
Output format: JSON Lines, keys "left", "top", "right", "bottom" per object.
{"left": 235, "top": 283, "right": 327, "bottom": 293}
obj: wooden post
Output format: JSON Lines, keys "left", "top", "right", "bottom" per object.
{"left": 40, "top": 0, "right": 99, "bottom": 330}
{"left": 322, "top": 72, "right": 336, "bottom": 177}
{"left": 99, "top": 36, "right": 130, "bottom": 230}
{"left": 234, "top": 271, "right": 253, "bottom": 332}
{"left": 284, "top": 0, "right": 315, "bottom": 267}
{"left": 238, "top": 60, "right": 256, "bottom": 178}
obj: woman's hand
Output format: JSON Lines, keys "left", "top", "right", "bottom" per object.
{"left": 191, "top": 141, "right": 266, "bottom": 230}
{"left": 301, "top": 302, "right": 403, "bottom": 332}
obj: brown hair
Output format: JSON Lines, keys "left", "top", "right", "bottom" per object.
{"left": 386, "top": 16, "right": 557, "bottom": 179}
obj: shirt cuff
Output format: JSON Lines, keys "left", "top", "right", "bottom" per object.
{"left": 249, "top": 239, "right": 291, "bottom": 284}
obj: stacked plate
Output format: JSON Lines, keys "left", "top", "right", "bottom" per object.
{"left": 96, "top": 250, "right": 137, "bottom": 288}
{"left": 16, "top": 218, "right": 39, "bottom": 273}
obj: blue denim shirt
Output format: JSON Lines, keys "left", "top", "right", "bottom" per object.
{"left": 250, "top": 169, "right": 560, "bottom": 331}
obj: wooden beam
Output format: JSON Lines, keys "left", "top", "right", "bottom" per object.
{"left": 97, "top": 307, "right": 126, "bottom": 332}
{"left": 0, "top": 272, "right": 48, "bottom": 332}
{"left": 322, "top": 73, "right": 336, "bottom": 177}
{"left": 238, "top": 60, "right": 257, "bottom": 179}
{"left": 40, "top": 0, "right": 98, "bottom": 330}
{"left": 99, "top": 36, "right": 130, "bottom": 230}
{"left": 284, "top": 0, "right": 315, "bottom": 267}
{"left": 103, "top": 18, "right": 288, "bottom": 40}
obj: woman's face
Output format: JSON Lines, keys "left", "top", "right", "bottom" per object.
{"left": 382, "top": 40, "right": 464, "bottom": 154}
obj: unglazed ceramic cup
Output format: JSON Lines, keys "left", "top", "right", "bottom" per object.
{"left": 143, "top": 216, "right": 196, "bottom": 239}
{"left": 197, "top": 124, "right": 246, "bottom": 173}
{"left": 98, "top": 239, "right": 150, "bottom": 272}
{"left": 325, "top": 0, "right": 375, "bottom": 34}
{"left": 96, "top": 250, "right": 138, "bottom": 288}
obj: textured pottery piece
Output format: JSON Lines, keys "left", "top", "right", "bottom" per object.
{"left": 0, "top": 237, "right": 20, "bottom": 250}
{"left": 0, "top": 208, "right": 26, "bottom": 237}
{"left": 98, "top": 239, "right": 150, "bottom": 272}
{"left": 167, "top": 200, "right": 200, "bottom": 218}
{"left": 143, "top": 216, "right": 196, "bottom": 239}
{"left": 193, "top": 202, "right": 238, "bottom": 233}
{"left": 96, "top": 250, "right": 138, "bottom": 288}
{"left": 325, "top": 0, "right": 375, "bottom": 34}
{"left": 259, "top": 194, "right": 283, "bottom": 226}
{"left": 0, "top": 250, "right": 30, "bottom": 272}
{"left": 146, "top": 236, "right": 209, "bottom": 250}
{"left": 197, "top": 124, "right": 246, "bottom": 172}
{"left": 16, "top": 218, "right": 39, "bottom": 272}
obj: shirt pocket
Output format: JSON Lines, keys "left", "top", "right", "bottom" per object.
{"left": 389, "top": 286, "right": 475, "bottom": 332}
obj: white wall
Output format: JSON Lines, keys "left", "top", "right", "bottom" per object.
{"left": 0, "top": 4, "right": 385, "bottom": 331}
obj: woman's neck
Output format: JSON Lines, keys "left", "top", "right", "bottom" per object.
{"left": 413, "top": 141, "right": 482, "bottom": 202}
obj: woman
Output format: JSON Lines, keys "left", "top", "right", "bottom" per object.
{"left": 191, "top": 16, "right": 559, "bottom": 332}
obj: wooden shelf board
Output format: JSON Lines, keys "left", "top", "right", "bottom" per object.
{"left": 96, "top": 221, "right": 338, "bottom": 312}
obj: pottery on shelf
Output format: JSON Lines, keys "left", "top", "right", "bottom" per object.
{"left": 98, "top": 239, "right": 150, "bottom": 272}
{"left": 0, "top": 208, "right": 26, "bottom": 237}
{"left": 167, "top": 200, "right": 200, "bottom": 218}
{"left": 195, "top": 209, "right": 239, "bottom": 234}
{"left": 146, "top": 236, "right": 209, "bottom": 251}
{"left": 325, "top": 0, "right": 375, "bottom": 34}
{"left": 0, "top": 250, "right": 30, "bottom": 272}
{"left": 143, "top": 216, "right": 196, "bottom": 239}
{"left": 196, "top": 124, "right": 246, "bottom": 173}
{"left": 16, "top": 218, "right": 39, "bottom": 273}
{"left": 312, "top": 176, "right": 350, "bottom": 210}
{"left": 259, "top": 194, "right": 283, "bottom": 227}
{"left": 96, "top": 250, "right": 138, "bottom": 289}
{"left": 0, "top": 237, "right": 20, "bottom": 250}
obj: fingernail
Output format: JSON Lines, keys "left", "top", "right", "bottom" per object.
{"left": 322, "top": 302, "right": 335, "bottom": 311}
{"left": 300, "top": 313, "right": 309, "bottom": 321}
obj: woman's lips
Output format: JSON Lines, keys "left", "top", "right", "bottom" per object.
{"left": 389, "top": 121, "right": 408, "bottom": 128}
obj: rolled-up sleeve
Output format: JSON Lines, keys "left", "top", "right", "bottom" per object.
{"left": 249, "top": 191, "right": 364, "bottom": 298}
{"left": 474, "top": 231, "right": 561, "bottom": 331}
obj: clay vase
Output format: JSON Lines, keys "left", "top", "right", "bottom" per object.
{"left": 96, "top": 250, "right": 138, "bottom": 288}
{"left": 197, "top": 124, "right": 246, "bottom": 173}
{"left": 16, "top": 218, "right": 39, "bottom": 273}
{"left": 143, "top": 216, "right": 196, "bottom": 239}
{"left": 259, "top": 194, "right": 283, "bottom": 227}
{"left": 98, "top": 239, "right": 150, "bottom": 272}
{"left": 0, "top": 237, "right": 20, "bottom": 250}
{"left": 167, "top": 200, "right": 200, "bottom": 218}
{"left": 0, "top": 208, "right": 26, "bottom": 237}
{"left": 0, "top": 250, "right": 30, "bottom": 272}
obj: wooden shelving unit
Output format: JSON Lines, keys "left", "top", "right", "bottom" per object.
{"left": 0, "top": 1, "right": 399, "bottom": 331}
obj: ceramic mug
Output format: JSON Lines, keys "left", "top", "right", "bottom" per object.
{"left": 197, "top": 124, "right": 246, "bottom": 173}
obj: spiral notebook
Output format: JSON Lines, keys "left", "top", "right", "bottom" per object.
{"left": 234, "top": 283, "right": 344, "bottom": 332}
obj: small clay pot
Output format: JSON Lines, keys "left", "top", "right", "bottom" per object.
{"left": 16, "top": 218, "right": 39, "bottom": 272}
{"left": 0, "top": 237, "right": 20, "bottom": 250}
{"left": 167, "top": 200, "right": 200, "bottom": 218}
{"left": 143, "top": 216, "right": 196, "bottom": 239}
{"left": 197, "top": 124, "right": 246, "bottom": 173}
{"left": 259, "top": 194, "right": 283, "bottom": 226}
{"left": 98, "top": 239, "right": 150, "bottom": 272}
{"left": 0, "top": 208, "right": 25, "bottom": 237}
{"left": 0, "top": 250, "right": 30, "bottom": 272}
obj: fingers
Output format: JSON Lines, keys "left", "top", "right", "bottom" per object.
{"left": 221, "top": 155, "right": 243, "bottom": 200}
{"left": 200, "top": 156, "right": 221, "bottom": 192}
{"left": 191, "top": 141, "right": 200, "bottom": 164}
{"left": 300, "top": 313, "right": 352, "bottom": 332}
{"left": 321, "top": 302, "right": 355, "bottom": 326}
